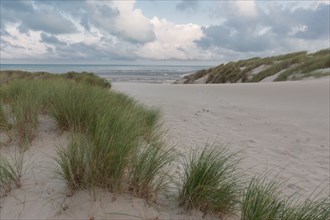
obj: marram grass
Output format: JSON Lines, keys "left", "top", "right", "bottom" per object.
{"left": 1, "top": 73, "right": 328, "bottom": 218}
{"left": 241, "top": 173, "right": 330, "bottom": 220}
{"left": 129, "top": 141, "right": 174, "bottom": 201}
{"left": 241, "top": 173, "right": 285, "bottom": 220}
{"left": 45, "top": 79, "right": 167, "bottom": 194}
{"left": 179, "top": 144, "right": 242, "bottom": 217}
{"left": 0, "top": 151, "right": 24, "bottom": 195}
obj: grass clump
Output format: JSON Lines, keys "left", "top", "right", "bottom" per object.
{"left": 55, "top": 133, "right": 92, "bottom": 191}
{"left": 0, "top": 152, "right": 24, "bottom": 195}
{"left": 179, "top": 144, "right": 241, "bottom": 217}
{"left": 1, "top": 76, "right": 168, "bottom": 199}
{"left": 0, "top": 101, "right": 9, "bottom": 131}
{"left": 129, "top": 142, "right": 174, "bottom": 201}
{"left": 48, "top": 79, "right": 169, "bottom": 195}
{"left": 241, "top": 173, "right": 285, "bottom": 220}
{"left": 47, "top": 82, "right": 103, "bottom": 132}
{"left": 281, "top": 196, "right": 330, "bottom": 220}
{"left": 241, "top": 173, "right": 330, "bottom": 220}
{"left": 1, "top": 80, "right": 47, "bottom": 146}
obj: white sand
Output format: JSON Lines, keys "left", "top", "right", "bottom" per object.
{"left": 1, "top": 79, "right": 329, "bottom": 219}
{"left": 113, "top": 79, "right": 330, "bottom": 197}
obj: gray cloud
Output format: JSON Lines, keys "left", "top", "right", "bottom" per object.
{"left": 176, "top": 0, "right": 199, "bottom": 12}
{"left": 40, "top": 33, "right": 67, "bottom": 46}
{"left": 198, "top": 25, "right": 274, "bottom": 52}
{"left": 1, "top": 1, "right": 77, "bottom": 35}
{"left": 292, "top": 5, "right": 329, "bottom": 39}
{"left": 197, "top": 3, "right": 330, "bottom": 53}
{"left": 1, "top": 38, "right": 25, "bottom": 50}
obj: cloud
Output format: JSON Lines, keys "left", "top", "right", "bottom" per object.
{"left": 233, "top": 0, "right": 258, "bottom": 17}
{"left": 135, "top": 17, "right": 213, "bottom": 60}
{"left": 1, "top": 1, "right": 77, "bottom": 34}
{"left": 85, "top": 1, "right": 155, "bottom": 43}
{"left": 291, "top": 5, "right": 329, "bottom": 39}
{"left": 0, "top": 0, "right": 329, "bottom": 63}
{"left": 40, "top": 33, "right": 67, "bottom": 46}
{"left": 197, "top": 3, "right": 329, "bottom": 53}
{"left": 176, "top": 0, "right": 199, "bottom": 12}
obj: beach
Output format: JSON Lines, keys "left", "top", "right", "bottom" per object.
{"left": 113, "top": 79, "right": 330, "bottom": 196}
{"left": 1, "top": 78, "right": 329, "bottom": 219}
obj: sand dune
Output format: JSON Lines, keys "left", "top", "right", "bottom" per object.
{"left": 1, "top": 79, "right": 329, "bottom": 219}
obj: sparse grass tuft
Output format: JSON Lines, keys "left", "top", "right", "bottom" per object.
{"left": 0, "top": 151, "right": 24, "bottom": 194}
{"left": 179, "top": 144, "right": 241, "bottom": 217}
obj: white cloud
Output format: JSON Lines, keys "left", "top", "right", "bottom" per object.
{"left": 86, "top": 0, "right": 155, "bottom": 43}
{"left": 234, "top": 0, "right": 258, "bottom": 17}
{"left": 135, "top": 17, "right": 213, "bottom": 60}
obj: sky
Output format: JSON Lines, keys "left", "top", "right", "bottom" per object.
{"left": 0, "top": 0, "right": 329, "bottom": 65}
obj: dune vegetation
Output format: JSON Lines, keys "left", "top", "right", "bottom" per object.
{"left": 0, "top": 70, "right": 111, "bottom": 88}
{"left": 178, "top": 144, "right": 242, "bottom": 217}
{"left": 0, "top": 72, "right": 329, "bottom": 219}
{"left": 177, "top": 48, "right": 330, "bottom": 84}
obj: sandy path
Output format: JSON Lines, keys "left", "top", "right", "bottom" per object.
{"left": 114, "top": 79, "right": 330, "bottom": 197}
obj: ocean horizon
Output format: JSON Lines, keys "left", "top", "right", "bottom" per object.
{"left": 0, "top": 64, "right": 210, "bottom": 83}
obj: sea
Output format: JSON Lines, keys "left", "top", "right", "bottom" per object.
{"left": 0, "top": 64, "right": 210, "bottom": 84}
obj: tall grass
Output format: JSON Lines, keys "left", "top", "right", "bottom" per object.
{"left": 1, "top": 80, "right": 47, "bottom": 146}
{"left": 47, "top": 80, "right": 167, "bottom": 193}
{"left": 55, "top": 133, "right": 91, "bottom": 191}
{"left": 241, "top": 173, "right": 330, "bottom": 220}
{"left": 0, "top": 101, "right": 8, "bottom": 130}
{"left": 281, "top": 196, "right": 330, "bottom": 220}
{"left": 179, "top": 144, "right": 241, "bottom": 216}
{"left": 241, "top": 173, "right": 285, "bottom": 220}
{"left": 1, "top": 77, "right": 165, "bottom": 197}
{"left": 129, "top": 142, "right": 174, "bottom": 201}
{"left": 0, "top": 70, "right": 111, "bottom": 88}
{"left": 0, "top": 151, "right": 24, "bottom": 194}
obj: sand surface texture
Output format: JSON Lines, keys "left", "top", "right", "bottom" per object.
{"left": 114, "top": 80, "right": 329, "bottom": 197}
{"left": 1, "top": 79, "right": 329, "bottom": 219}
